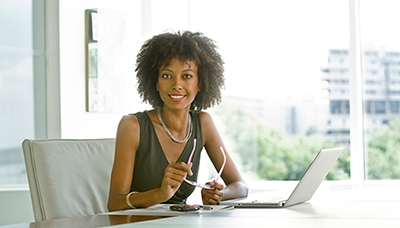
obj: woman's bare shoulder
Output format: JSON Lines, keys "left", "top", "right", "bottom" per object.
{"left": 199, "top": 111, "right": 220, "bottom": 130}
{"left": 198, "top": 111, "right": 220, "bottom": 142}
{"left": 119, "top": 114, "right": 139, "bottom": 130}
{"left": 121, "top": 114, "right": 139, "bottom": 124}
{"left": 116, "top": 114, "right": 141, "bottom": 141}
{"left": 198, "top": 111, "right": 213, "bottom": 122}
{"left": 114, "top": 114, "right": 141, "bottom": 155}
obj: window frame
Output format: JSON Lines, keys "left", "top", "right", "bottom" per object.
{"left": 348, "top": 0, "right": 366, "bottom": 182}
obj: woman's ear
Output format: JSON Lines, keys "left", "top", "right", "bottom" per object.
{"left": 156, "top": 81, "right": 159, "bottom": 91}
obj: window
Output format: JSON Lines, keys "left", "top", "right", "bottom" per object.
{"left": 365, "top": 90, "right": 376, "bottom": 95}
{"left": 375, "top": 101, "right": 386, "bottom": 114}
{"left": 331, "top": 101, "right": 342, "bottom": 114}
{"left": 390, "top": 101, "right": 399, "bottom": 113}
{"left": 365, "top": 101, "right": 372, "bottom": 114}
{"left": 344, "top": 100, "right": 350, "bottom": 114}
{"left": 0, "top": 1, "right": 35, "bottom": 185}
{"left": 187, "top": 0, "right": 350, "bottom": 181}
{"left": 360, "top": 0, "right": 400, "bottom": 180}
{"left": 366, "top": 69, "right": 379, "bottom": 76}
{"left": 5, "top": 0, "right": 400, "bottom": 186}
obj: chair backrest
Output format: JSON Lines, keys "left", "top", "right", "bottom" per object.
{"left": 22, "top": 138, "right": 115, "bottom": 221}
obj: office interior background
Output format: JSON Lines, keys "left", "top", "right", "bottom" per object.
{"left": 1, "top": 0, "right": 400, "bottom": 225}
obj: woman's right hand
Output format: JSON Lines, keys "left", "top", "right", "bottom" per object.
{"left": 158, "top": 162, "right": 193, "bottom": 201}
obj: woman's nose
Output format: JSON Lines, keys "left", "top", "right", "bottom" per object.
{"left": 172, "top": 77, "right": 183, "bottom": 90}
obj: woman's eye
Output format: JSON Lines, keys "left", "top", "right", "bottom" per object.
{"left": 184, "top": 74, "right": 192, "bottom": 79}
{"left": 162, "top": 74, "right": 171, "bottom": 78}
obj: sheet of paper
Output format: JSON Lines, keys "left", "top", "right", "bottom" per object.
{"left": 106, "top": 204, "right": 234, "bottom": 216}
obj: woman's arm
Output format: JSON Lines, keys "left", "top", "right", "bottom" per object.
{"left": 199, "top": 112, "right": 249, "bottom": 205}
{"left": 107, "top": 115, "right": 192, "bottom": 211}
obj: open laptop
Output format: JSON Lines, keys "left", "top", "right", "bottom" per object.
{"left": 220, "top": 147, "right": 343, "bottom": 208}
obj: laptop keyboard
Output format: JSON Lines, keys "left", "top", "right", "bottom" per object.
{"left": 253, "top": 197, "right": 286, "bottom": 204}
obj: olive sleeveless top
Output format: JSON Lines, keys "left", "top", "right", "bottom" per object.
{"left": 130, "top": 111, "right": 203, "bottom": 204}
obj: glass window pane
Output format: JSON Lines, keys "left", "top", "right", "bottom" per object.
{"left": 390, "top": 101, "right": 399, "bottom": 114}
{"left": 0, "top": 1, "right": 34, "bottom": 185}
{"left": 331, "top": 101, "right": 342, "bottom": 114}
{"left": 360, "top": 0, "right": 400, "bottom": 180}
{"left": 188, "top": 0, "right": 350, "bottom": 181}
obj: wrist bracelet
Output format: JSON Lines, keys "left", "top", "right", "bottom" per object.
{"left": 126, "top": 191, "right": 137, "bottom": 209}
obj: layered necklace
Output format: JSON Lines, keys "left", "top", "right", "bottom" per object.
{"left": 157, "top": 108, "right": 192, "bottom": 143}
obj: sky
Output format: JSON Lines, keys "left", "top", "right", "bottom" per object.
{"left": 151, "top": 0, "right": 400, "bottom": 103}
{"left": 188, "top": 0, "right": 349, "bottom": 101}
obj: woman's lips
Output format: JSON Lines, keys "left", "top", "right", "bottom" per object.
{"left": 169, "top": 94, "right": 185, "bottom": 102}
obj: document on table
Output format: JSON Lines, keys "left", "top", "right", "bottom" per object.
{"left": 107, "top": 204, "right": 234, "bottom": 216}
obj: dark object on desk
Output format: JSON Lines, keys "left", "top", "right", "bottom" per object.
{"left": 170, "top": 204, "right": 200, "bottom": 212}
{"left": 220, "top": 147, "right": 344, "bottom": 208}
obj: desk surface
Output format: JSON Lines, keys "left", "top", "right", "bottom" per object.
{"left": 3, "top": 181, "right": 400, "bottom": 228}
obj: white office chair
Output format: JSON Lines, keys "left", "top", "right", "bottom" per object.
{"left": 22, "top": 138, "right": 115, "bottom": 221}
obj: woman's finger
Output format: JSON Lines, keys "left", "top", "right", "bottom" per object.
{"left": 168, "top": 162, "right": 192, "bottom": 176}
{"left": 201, "top": 187, "right": 223, "bottom": 205}
{"left": 208, "top": 180, "right": 224, "bottom": 190}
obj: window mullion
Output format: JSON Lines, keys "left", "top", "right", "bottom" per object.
{"left": 349, "top": 0, "right": 365, "bottom": 183}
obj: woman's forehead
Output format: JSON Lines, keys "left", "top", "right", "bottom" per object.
{"left": 161, "top": 57, "right": 197, "bottom": 68}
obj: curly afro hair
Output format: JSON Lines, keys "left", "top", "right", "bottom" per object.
{"left": 135, "top": 30, "right": 225, "bottom": 111}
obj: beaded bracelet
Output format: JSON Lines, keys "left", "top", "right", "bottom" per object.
{"left": 126, "top": 191, "right": 138, "bottom": 209}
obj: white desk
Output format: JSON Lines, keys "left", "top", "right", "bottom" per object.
{"left": 104, "top": 181, "right": 400, "bottom": 228}
{"left": 2, "top": 181, "right": 399, "bottom": 228}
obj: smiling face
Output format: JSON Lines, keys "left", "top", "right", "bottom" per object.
{"left": 156, "top": 58, "right": 200, "bottom": 111}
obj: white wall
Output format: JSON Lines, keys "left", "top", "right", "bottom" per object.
{"left": 57, "top": 0, "right": 192, "bottom": 139}
{"left": 58, "top": 0, "right": 150, "bottom": 139}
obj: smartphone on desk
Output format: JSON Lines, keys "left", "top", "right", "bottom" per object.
{"left": 169, "top": 204, "right": 200, "bottom": 212}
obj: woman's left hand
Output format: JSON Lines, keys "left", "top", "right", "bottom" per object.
{"left": 201, "top": 180, "right": 224, "bottom": 205}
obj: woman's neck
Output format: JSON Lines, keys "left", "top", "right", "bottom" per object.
{"left": 158, "top": 107, "right": 190, "bottom": 133}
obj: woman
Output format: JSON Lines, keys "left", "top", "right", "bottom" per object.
{"left": 107, "top": 31, "right": 248, "bottom": 211}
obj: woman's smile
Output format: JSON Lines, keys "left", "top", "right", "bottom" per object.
{"left": 169, "top": 94, "right": 186, "bottom": 102}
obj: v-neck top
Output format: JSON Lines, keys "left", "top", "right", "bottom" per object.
{"left": 130, "top": 111, "right": 203, "bottom": 204}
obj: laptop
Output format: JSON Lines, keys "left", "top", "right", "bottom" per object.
{"left": 220, "top": 147, "right": 343, "bottom": 208}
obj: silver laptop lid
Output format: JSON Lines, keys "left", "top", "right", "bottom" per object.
{"left": 284, "top": 147, "right": 343, "bottom": 207}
